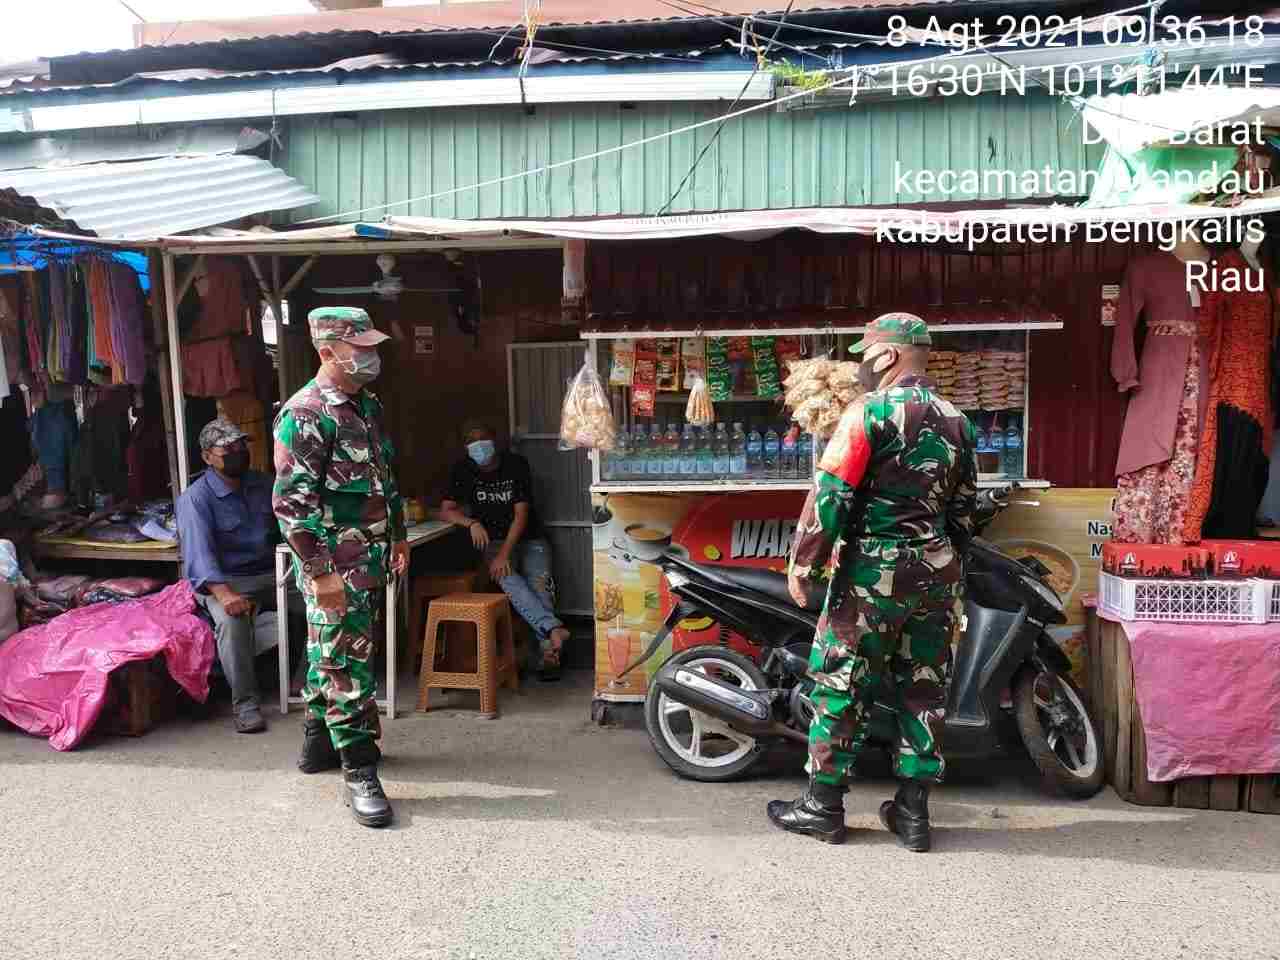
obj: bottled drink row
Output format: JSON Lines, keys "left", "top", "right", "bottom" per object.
{"left": 975, "top": 413, "right": 1024, "bottom": 478}
{"left": 603, "top": 421, "right": 814, "bottom": 482}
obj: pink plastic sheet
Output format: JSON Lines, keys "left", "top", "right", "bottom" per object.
{"left": 1124, "top": 621, "right": 1280, "bottom": 781}
{"left": 0, "top": 581, "right": 213, "bottom": 751}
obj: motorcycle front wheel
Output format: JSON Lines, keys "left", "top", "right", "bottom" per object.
{"left": 644, "top": 646, "right": 769, "bottom": 782}
{"left": 1013, "top": 667, "right": 1105, "bottom": 799}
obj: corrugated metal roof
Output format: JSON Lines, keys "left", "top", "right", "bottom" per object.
{"left": 1, "top": 46, "right": 723, "bottom": 99}
{"left": 0, "top": 154, "right": 320, "bottom": 240}
{"left": 130, "top": 3, "right": 953, "bottom": 50}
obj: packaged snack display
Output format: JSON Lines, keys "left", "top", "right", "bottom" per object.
{"left": 631, "top": 340, "right": 658, "bottom": 418}
{"left": 560, "top": 353, "right": 618, "bottom": 451}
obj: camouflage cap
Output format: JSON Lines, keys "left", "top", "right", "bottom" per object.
{"left": 198, "top": 418, "right": 250, "bottom": 451}
{"left": 307, "top": 306, "right": 391, "bottom": 347}
{"left": 848, "top": 311, "right": 932, "bottom": 354}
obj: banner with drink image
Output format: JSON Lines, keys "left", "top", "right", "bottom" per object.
{"left": 591, "top": 488, "right": 1115, "bottom": 702}
{"left": 592, "top": 490, "right": 807, "bottom": 702}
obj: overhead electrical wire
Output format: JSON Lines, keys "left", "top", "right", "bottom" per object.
{"left": 656, "top": 0, "right": 798, "bottom": 216}
{"left": 297, "top": 0, "right": 1177, "bottom": 226}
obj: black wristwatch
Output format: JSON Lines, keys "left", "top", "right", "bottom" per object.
{"left": 302, "top": 557, "right": 336, "bottom": 578}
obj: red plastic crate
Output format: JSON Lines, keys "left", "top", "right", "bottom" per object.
{"left": 1203, "top": 540, "right": 1280, "bottom": 578}
{"left": 1101, "top": 542, "right": 1211, "bottom": 579}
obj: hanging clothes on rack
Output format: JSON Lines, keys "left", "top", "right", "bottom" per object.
{"left": 106, "top": 262, "right": 146, "bottom": 386}
{"left": 181, "top": 257, "right": 255, "bottom": 398}
{"left": 0, "top": 277, "right": 19, "bottom": 397}
{"left": 1184, "top": 249, "right": 1275, "bottom": 541}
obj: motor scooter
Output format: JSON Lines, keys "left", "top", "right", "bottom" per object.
{"left": 612, "top": 487, "right": 1104, "bottom": 798}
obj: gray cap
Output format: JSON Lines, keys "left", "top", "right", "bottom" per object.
{"left": 199, "top": 418, "right": 250, "bottom": 452}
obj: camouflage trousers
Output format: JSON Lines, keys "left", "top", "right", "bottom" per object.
{"left": 302, "top": 584, "right": 382, "bottom": 751}
{"left": 806, "top": 570, "right": 959, "bottom": 786}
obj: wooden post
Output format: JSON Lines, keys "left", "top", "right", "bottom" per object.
{"left": 146, "top": 251, "right": 181, "bottom": 501}
{"left": 162, "top": 252, "right": 191, "bottom": 491}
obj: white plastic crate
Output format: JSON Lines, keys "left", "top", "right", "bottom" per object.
{"left": 1269, "top": 581, "right": 1280, "bottom": 622}
{"left": 1098, "top": 572, "right": 1268, "bottom": 624}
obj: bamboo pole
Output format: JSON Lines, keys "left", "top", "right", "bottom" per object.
{"left": 146, "top": 250, "right": 182, "bottom": 502}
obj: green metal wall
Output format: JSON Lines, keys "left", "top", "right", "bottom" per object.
{"left": 279, "top": 93, "right": 1104, "bottom": 222}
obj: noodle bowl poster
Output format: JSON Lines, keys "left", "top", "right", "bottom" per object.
{"left": 591, "top": 489, "right": 1114, "bottom": 701}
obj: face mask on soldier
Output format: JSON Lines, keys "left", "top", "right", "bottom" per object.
{"left": 857, "top": 344, "right": 897, "bottom": 393}
{"left": 329, "top": 347, "right": 382, "bottom": 385}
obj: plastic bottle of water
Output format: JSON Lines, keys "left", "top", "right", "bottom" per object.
{"left": 974, "top": 417, "right": 990, "bottom": 455}
{"left": 647, "top": 424, "right": 665, "bottom": 477}
{"left": 797, "top": 430, "right": 814, "bottom": 478}
{"left": 1003, "top": 415, "right": 1023, "bottom": 479}
{"left": 663, "top": 422, "right": 681, "bottom": 478}
{"left": 606, "top": 429, "right": 628, "bottom": 480}
{"left": 713, "top": 423, "right": 732, "bottom": 478}
{"left": 628, "top": 424, "right": 646, "bottom": 477}
{"left": 763, "top": 424, "right": 781, "bottom": 479}
{"left": 680, "top": 424, "right": 698, "bottom": 478}
{"left": 697, "top": 426, "right": 716, "bottom": 478}
{"left": 989, "top": 414, "right": 1005, "bottom": 470}
{"left": 780, "top": 423, "right": 799, "bottom": 479}
{"left": 730, "top": 422, "right": 748, "bottom": 478}
{"left": 746, "top": 423, "right": 764, "bottom": 478}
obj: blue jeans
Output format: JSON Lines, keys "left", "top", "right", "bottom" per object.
{"left": 485, "top": 538, "right": 563, "bottom": 651}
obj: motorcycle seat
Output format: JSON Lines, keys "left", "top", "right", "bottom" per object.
{"left": 683, "top": 560, "right": 826, "bottom": 611}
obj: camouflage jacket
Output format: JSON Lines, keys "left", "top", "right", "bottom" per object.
{"left": 791, "top": 375, "right": 977, "bottom": 594}
{"left": 272, "top": 377, "right": 407, "bottom": 591}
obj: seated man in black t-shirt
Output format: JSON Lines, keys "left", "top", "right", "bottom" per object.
{"left": 439, "top": 421, "right": 570, "bottom": 680}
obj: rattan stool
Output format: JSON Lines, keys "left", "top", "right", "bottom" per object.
{"left": 416, "top": 593, "right": 519, "bottom": 718}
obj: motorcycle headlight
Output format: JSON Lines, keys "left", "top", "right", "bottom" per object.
{"left": 1020, "top": 574, "right": 1064, "bottom": 614}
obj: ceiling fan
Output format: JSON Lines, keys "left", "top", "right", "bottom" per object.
{"left": 313, "top": 254, "right": 461, "bottom": 300}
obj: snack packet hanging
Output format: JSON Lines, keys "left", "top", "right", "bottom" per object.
{"left": 680, "top": 338, "right": 706, "bottom": 390}
{"left": 751, "top": 336, "right": 781, "bottom": 399}
{"left": 559, "top": 351, "right": 617, "bottom": 451}
{"left": 609, "top": 339, "right": 636, "bottom": 387}
{"left": 656, "top": 339, "right": 680, "bottom": 392}
{"left": 705, "top": 337, "right": 732, "bottom": 402}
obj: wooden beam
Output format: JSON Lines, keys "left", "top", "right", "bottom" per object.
{"left": 174, "top": 254, "right": 206, "bottom": 306}
{"left": 162, "top": 252, "right": 191, "bottom": 491}
{"left": 146, "top": 250, "right": 182, "bottom": 502}
{"left": 281, "top": 256, "right": 318, "bottom": 297}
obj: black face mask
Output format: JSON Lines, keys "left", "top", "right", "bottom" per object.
{"left": 219, "top": 451, "right": 250, "bottom": 478}
{"left": 856, "top": 358, "right": 881, "bottom": 394}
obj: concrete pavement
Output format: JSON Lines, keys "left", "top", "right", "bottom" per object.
{"left": 1, "top": 672, "right": 1277, "bottom": 960}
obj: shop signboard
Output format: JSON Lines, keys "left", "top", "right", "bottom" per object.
{"left": 591, "top": 488, "right": 1117, "bottom": 702}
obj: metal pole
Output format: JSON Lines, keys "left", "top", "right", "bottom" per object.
{"left": 162, "top": 252, "right": 190, "bottom": 490}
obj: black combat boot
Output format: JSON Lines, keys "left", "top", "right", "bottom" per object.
{"left": 297, "top": 716, "right": 340, "bottom": 774}
{"left": 879, "top": 780, "right": 932, "bottom": 852}
{"left": 340, "top": 739, "right": 393, "bottom": 828}
{"left": 766, "top": 782, "right": 847, "bottom": 844}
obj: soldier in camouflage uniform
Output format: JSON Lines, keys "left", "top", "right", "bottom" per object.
{"left": 768, "top": 313, "right": 977, "bottom": 849}
{"left": 273, "top": 306, "right": 408, "bottom": 828}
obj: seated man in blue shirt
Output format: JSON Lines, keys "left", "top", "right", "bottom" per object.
{"left": 176, "top": 419, "right": 281, "bottom": 734}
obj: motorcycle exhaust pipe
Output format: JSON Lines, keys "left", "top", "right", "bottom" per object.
{"left": 654, "top": 666, "right": 807, "bottom": 744}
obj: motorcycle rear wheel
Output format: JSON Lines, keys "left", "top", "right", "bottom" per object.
{"left": 644, "top": 646, "right": 769, "bottom": 782}
{"left": 1013, "top": 667, "right": 1105, "bottom": 799}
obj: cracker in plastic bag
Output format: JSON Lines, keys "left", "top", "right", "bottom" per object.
{"left": 560, "top": 352, "right": 617, "bottom": 451}
{"left": 826, "top": 362, "right": 860, "bottom": 391}
{"left": 685, "top": 374, "right": 715, "bottom": 427}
